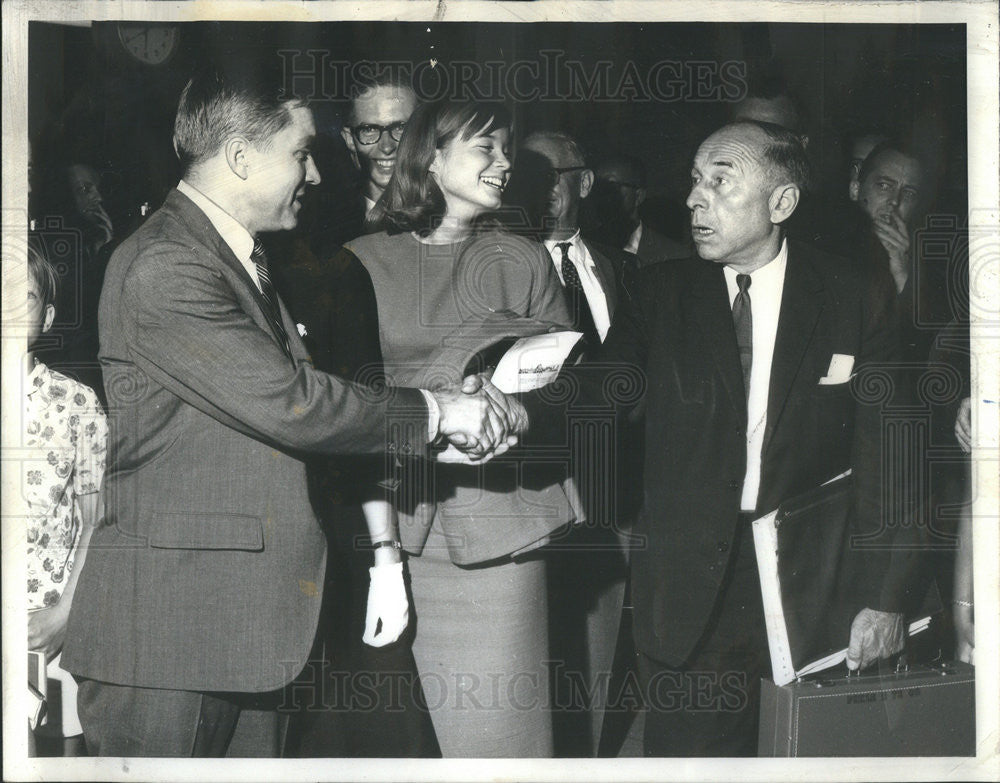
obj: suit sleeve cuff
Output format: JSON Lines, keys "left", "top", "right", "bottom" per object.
{"left": 419, "top": 389, "right": 440, "bottom": 443}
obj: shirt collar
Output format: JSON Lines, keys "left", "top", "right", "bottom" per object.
{"left": 176, "top": 180, "right": 255, "bottom": 266}
{"left": 723, "top": 237, "right": 788, "bottom": 288}
{"left": 544, "top": 229, "right": 582, "bottom": 256}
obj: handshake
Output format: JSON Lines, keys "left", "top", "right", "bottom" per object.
{"left": 431, "top": 374, "right": 529, "bottom": 462}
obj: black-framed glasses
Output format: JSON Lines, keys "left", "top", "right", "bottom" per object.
{"left": 350, "top": 121, "right": 407, "bottom": 145}
{"left": 543, "top": 165, "right": 588, "bottom": 188}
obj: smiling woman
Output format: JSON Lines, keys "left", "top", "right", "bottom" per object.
{"left": 339, "top": 99, "right": 574, "bottom": 757}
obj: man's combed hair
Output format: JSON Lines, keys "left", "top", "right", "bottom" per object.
{"left": 523, "top": 130, "right": 588, "bottom": 168}
{"left": 857, "top": 138, "right": 924, "bottom": 188}
{"left": 173, "top": 62, "right": 305, "bottom": 172}
{"left": 347, "top": 69, "right": 417, "bottom": 125}
{"left": 369, "top": 100, "right": 512, "bottom": 235}
{"left": 731, "top": 120, "right": 811, "bottom": 193}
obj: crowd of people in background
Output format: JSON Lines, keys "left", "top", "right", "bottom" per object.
{"left": 21, "top": 49, "right": 972, "bottom": 761}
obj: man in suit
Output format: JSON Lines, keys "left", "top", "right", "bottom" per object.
{"left": 521, "top": 120, "right": 916, "bottom": 756}
{"left": 60, "top": 64, "right": 519, "bottom": 758}
{"left": 591, "top": 154, "right": 688, "bottom": 267}
{"left": 508, "top": 130, "right": 637, "bottom": 756}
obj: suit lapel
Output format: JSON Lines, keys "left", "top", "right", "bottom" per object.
{"left": 763, "top": 244, "right": 824, "bottom": 454}
{"left": 690, "top": 259, "right": 746, "bottom": 420}
{"left": 583, "top": 240, "right": 619, "bottom": 319}
{"left": 166, "top": 190, "right": 303, "bottom": 363}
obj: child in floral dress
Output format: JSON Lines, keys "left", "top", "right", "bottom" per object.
{"left": 24, "top": 244, "right": 107, "bottom": 755}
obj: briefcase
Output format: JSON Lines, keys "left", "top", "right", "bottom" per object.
{"left": 758, "top": 661, "right": 975, "bottom": 756}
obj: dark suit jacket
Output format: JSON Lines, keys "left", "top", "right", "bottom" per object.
{"left": 525, "top": 240, "right": 920, "bottom": 666}
{"left": 62, "top": 190, "right": 428, "bottom": 693}
{"left": 634, "top": 222, "right": 688, "bottom": 267}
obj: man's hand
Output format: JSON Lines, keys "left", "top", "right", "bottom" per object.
{"left": 846, "top": 607, "right": 905, "bottom": 671}
{"left": 955, "top": 397, "right": 972, "bottom": 453}
{"left": 461, "top": 373, "right": 529, "bottom": 435}
{"left": 433, "top": 382, "right": 518, "bottom": 461}
{"left": 28, "top": 603, "right": 70, "bottom": 661}
{"left": 872, "top": 212, "right": 911, "bottom": 293}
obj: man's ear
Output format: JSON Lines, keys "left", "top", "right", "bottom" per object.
{"left": 635, "top": 186, "right": 647, "bottom": 209}
{"left": 579, "top": 169, "right": 594, "bottom": 199}
{"left": 225, "top": 137, "right": 250, "bottom": 181}
{"left": 340, "top": 127, "right": 360, "bottom": 170}
{"left": 41, "top": 303, "right": 55, "bottom": 334}
{"left": 849, "top": 180, "right": 860, "bottom": 202}
{"left": 768, "top": 182, "right": 800, "bottom": 224}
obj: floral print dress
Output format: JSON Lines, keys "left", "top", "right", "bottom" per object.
{"left": 24, "top": 362, "right": 107, "bottom": 610}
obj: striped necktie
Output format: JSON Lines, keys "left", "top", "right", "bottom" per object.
{"left": 251, "top": 238, "right": 292, "bottom": 358}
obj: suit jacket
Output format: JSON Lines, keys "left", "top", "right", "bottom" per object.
{"left": 634, "top": 222, "right": 688, "bottom": 267}
{"left": 524, "top": 240, "right": 920, "bottom": 666}
{"left": 62, "top": 190, "right": 428, "bottom": 693}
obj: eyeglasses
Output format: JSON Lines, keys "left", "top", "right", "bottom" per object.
{"left": 543, "top": 166, "right": 588, "bottom": 188}
{"left": 350, "top": 121, "right": 408, "bottom": 145}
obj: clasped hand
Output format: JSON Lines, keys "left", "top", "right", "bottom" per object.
{"left": 433, "top": 374, "right": 527, "bottom": 462}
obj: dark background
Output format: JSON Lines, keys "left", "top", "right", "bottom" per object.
{"left": 29, "top": 20, "right": 967, "bottom": 243}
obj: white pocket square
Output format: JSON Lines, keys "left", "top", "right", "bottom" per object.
{"left": 818, "top": 353, "right": 854, "bottom": 385}
{"left": 296, "top": 323, "right": 308, "bottom": 337}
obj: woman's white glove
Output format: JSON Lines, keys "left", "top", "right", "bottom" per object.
{"left": 363, "top": 560, "right": 409, "bottom": 647}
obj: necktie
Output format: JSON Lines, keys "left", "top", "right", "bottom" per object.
{"left": 251, "top": 238, "right": 292, "bottom": 358}
{"left": 557, "top": 242, "right": 599, "bottom": 346}
{"left": 732, "top": 273, "right": 753, "bottom": 401}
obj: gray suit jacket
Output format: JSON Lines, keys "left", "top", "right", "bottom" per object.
{"left": 62, "top": 190, "right": 428, "bottom": 693}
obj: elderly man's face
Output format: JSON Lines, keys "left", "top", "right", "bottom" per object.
{"left": 521, "top": 136, "right": 592, "bottom": 231}
{"left": 341, "top": 85, "right": 417, "bottom": 198}
{"left": 852, "top": 149, "right": 924, "bottom": 228}
{"left": 686, "top": 126, "right": 781, "bottom": 270}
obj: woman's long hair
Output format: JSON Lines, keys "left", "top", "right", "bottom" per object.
{"left": 368, "top": 100, "right": 512, "bottom": 236}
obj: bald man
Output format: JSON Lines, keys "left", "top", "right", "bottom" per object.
{"left": 521, "top": 121, "right": 920, "bottom": 756}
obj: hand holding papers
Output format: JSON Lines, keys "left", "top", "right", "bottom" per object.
{"left": 437, "top": 331, "right": 584, "bottom": 464}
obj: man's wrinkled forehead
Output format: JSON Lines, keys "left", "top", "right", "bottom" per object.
{"left": 693, "top": 128, "right": 766, "bottom": 175}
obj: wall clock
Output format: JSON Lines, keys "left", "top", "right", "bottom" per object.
{"left": 115, "top": 23, "right": 180, "bottom": 66}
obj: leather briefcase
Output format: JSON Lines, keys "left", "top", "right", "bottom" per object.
{"left": 758, "top": 661, "right": 975, "bottom": 756}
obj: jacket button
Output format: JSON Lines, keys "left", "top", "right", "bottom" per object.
{"left": 728, "top": 479, "right": 741, "bottom": 490}
{"left": 708, "top": 564, "right": 716, "bottom": 572}
{"left": 717, "top": 540, "right": 729, "bottom": 553}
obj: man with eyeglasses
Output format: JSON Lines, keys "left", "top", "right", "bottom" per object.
{"left": 340, "top": 77, "right": 418, "bottom": 218}
{"left": 513, "top": 130, "right": 636, "bottom": 757}
{"left": 592, "top": 154, "right": 688, "bottom": 268}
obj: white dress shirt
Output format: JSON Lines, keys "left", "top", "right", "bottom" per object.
{"left": 723, "top": 239, "right": 788, "bottom": 512}
{"left": 176, "top": 180, "right": 261, "bottom": 292}
{"left": 544, "top": 230, "right": 613, "bottom": 343}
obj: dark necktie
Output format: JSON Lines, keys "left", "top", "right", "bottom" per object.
{"left": 251, "top": 238, "right": 292, "bottom": 358}
{"left": 732, "top": 273, "right": 753, "bottom": 401}
{"left": 556, "top": 242, "right": 600, "bottom": 346}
